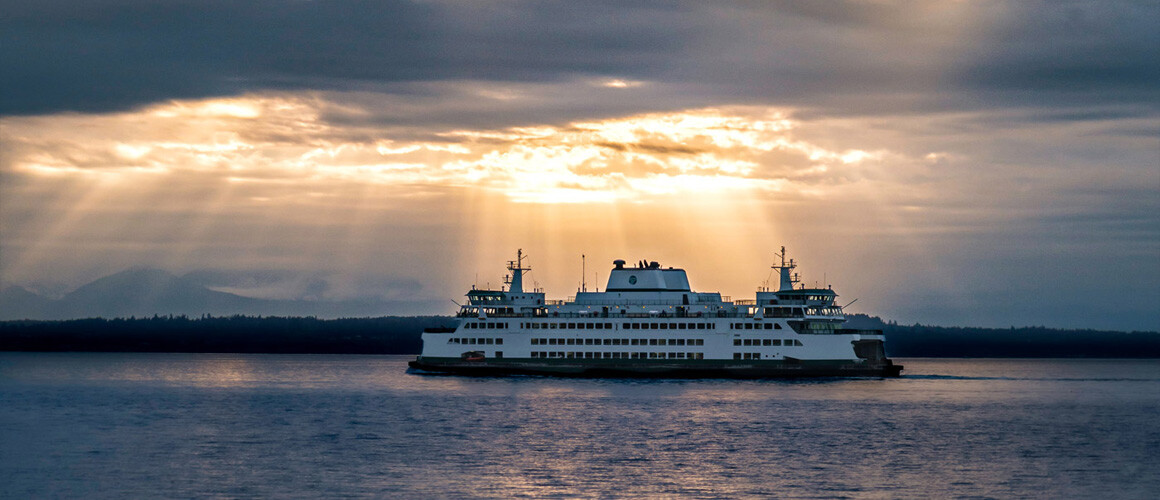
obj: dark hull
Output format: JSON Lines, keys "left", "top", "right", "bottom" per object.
{"left": 408, "top": 357, "right": 902, "bottom": 378}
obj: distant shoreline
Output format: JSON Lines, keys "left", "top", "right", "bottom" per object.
{"left": 2, "top": 315, "right": 1158, "bottom": 358}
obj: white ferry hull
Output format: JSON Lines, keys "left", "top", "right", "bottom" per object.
{"left": 408, "top": 357, "right": 902, "bottom": 378}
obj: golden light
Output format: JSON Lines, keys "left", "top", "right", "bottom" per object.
{"left": 0, "top": 93, "right": 916, "bottom": 305}
{"left": 599, "top": 79, "right": 644, "bottom": 89}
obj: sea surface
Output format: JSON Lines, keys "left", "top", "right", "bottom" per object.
{"left": 1, "top": 354, "right": 1158, "bottom": 499}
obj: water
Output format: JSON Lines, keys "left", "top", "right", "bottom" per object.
{"left": 2, "top": 354, "right": 1158, "bottom": 499}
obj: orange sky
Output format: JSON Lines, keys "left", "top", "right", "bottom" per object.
{"left": 3, "top": 92, "right": 1156, "bottom": 330}
{"left": 1, "top": 1, "right": 1157, "bottom": 330}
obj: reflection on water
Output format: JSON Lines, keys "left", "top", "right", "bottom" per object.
{"left": 1, "top": 354, "right": 1158, "bottom": 498}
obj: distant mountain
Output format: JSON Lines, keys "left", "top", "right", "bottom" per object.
{"left": 0, "top": 268, "right": 446, "bottom": 320}
{"left": 0, "top": 286, "right": 55, "bottom": 319}
{"left": 52, "top": 268, "right": 264, "bottom": 319}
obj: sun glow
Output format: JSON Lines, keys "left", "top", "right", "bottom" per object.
{"left": 0, "top": 93, "right": 923, "bottom": 306}
{"left": 4, "top": 96, "right": 879, "bottom": 205}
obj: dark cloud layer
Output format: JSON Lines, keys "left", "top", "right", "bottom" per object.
{"left": 2, "top": 0, "right": 1156, "bottom": 116}
{"left": 1, "top": 1, "right": 1157, "bottom": 330}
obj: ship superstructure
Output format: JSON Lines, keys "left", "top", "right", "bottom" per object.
{"left": 409, "top": 248, "right": 901, "bottom": 377}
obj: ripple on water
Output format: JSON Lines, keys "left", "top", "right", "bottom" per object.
{"left": 1, "top": 354, "right": 1158, "bottom": 499}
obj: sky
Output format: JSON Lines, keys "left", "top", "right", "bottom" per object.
{"left": 1, "top": 0, "right": 1157, "bottom": 330}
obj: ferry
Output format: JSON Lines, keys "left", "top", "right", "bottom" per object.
{"left": 408, "top": 249, "right": 902, "bottom": 378}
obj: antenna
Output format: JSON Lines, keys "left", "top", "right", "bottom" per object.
{"left": 772, "top": 246, "right": 800, "bottom": 292}
{"left": 581, "top": 254, "right": 587, "bottom": 292}
{"left": 506, "top": 248, "right": 529, "bottom": 293}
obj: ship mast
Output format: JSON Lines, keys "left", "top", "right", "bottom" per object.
{"left": 772, "top": 246, "right": 800, "bottom": 291}
{"left": 581, "top": 254, "right": 587, "bottom": 292}
{"left": 505, "top": 249, "right": 530, "bottom": 293}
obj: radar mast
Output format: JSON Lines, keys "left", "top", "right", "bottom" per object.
{"left": 772, "top": 246, "right": 800, "bottom": 291}
{"left": 505, "top": 249, "right": 530, "bottom": 293}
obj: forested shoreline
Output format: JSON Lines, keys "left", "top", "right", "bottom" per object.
{"left": 0, "top": 316, "right": 453, "bottom": 354}
{"left": 1, "top": 314, "right": 1158, "bottom": 357}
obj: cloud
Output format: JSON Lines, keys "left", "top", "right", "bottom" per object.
{"left": 2, "top": 1, "right": 1155, "bottom": 118}
{"left": 2, "top": 96, "right": 889, "bottom": 207}
{"left": 0, "top": 1, "right": 1157, "bottom": 329}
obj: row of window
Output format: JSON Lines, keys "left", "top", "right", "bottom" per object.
{"left": 531, "top": 351, "right": 705, "bottom": 360}
{"left": 762, "top": 308, "right": 802, "bottom": 318}
{"left": 524, "top": 322, "right": 614, "bottom": 330}
{"left": 731, "top": 323, "right": 783, "bottom": 330}
{"left": 520, "top": 322, "right": 718, "bottom": 331}
{"left": 733, "top": 338, "right": 803, "bottom": 346}
{"left": 449, "top": 338, "right": 503, "bottom": 345}
{"left": 737, "top": 353, "right": 763, "bottom": 360}
{"left": 450, "top": 336, "right": 801, "bottom": 347}
{"left": 462, "top": 321, "right": 796, "bottom": 331}
{"left": 623, "top": 322, "right": 715, "bottom": 330}
{"left": 463, "top": 322, "right": 510, "bottom": 329}
{"left": 772, "top": 294, "right": 833, "bottom": 302}
{"left": 532, "top": 338, "right": 706, "bottom": 346}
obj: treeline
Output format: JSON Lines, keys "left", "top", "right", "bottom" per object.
{"left": 0, "top": 315, "right": 452, "bottom": 354}
{"left": 1, "top": 314, "right": 1158, "bottom": 357}
{"left": 845, "top": 314, "right": 1160, "bottom": 358}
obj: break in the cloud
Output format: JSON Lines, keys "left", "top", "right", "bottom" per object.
{"left": 1, "top": 94, "right": 892, "bottom": 204}
{"left": 2, "top": 92, "right": 1156, "bottom": 329}
{"left": 0, "top": 1, "right": 1156, "bottom": 329}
